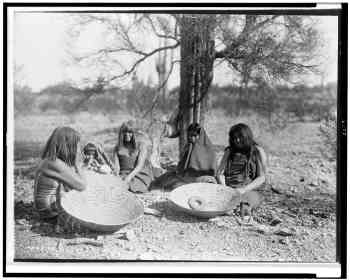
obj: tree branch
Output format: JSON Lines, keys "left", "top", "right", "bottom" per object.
{"left": 143, "top": 14, "right": 179, "bottom": 42}
{"left": 142, "top": 59, "right": 180, "bottom": 118}
{"left": 108, "top": 42, "right": 180, "bottom": 82}
{"left": 215, "top": 15, "right": 280, "bottom": 59}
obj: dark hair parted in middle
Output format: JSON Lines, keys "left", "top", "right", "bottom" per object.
{"left": 41, "top": 126, "right": 81, "bottom": 167}
{"left": 228, "top": 123, "right": 261, "bottom": 166}
{"left": 229, "top": 123, "right": 257, "bottom": 151}
{"left": 118, "top": 121, "right": 137, "bottom": 151}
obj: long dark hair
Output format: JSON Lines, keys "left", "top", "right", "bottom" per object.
{"left": 41, "top": 126, "right": 81, "bottom": 167}
{"left": 228, "top": 123, "right": 260, "bottom": 165}
{"left": 117, "top": 121, "right": 137, "bottom": 151}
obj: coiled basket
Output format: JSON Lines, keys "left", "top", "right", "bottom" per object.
{"left": 58, "top": 170, "right": 144, "bottom": 233}
{"left": 169, "top": 182, "right": 240, "bottom": 218}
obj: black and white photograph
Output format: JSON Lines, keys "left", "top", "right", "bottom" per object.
{"left": 4, "top": 2, "right": 346, "bottom": 277}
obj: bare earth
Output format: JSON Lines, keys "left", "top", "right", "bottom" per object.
{"left": 13, "top": 112, "right": 336, "bottom": 261}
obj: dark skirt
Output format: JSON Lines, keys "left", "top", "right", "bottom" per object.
{"left": 151, "top": 170, "right": 217, "bottom": 191}
{"left": 120, "top": 168, "right": 153, "bottom": 193}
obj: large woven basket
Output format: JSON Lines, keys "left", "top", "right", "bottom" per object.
{"left": 58, "top": 170, "right": 144, "bottom": 233}
{"left": 169, "top": 183, "right": 241, "bottom": 218}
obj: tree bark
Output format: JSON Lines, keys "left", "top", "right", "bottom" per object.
{"left": 178, "top": 15, "right": 216, "bottom": 155}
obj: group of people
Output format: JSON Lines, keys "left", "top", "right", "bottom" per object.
{"left": 33, "top": 119, "right": 267, "bottom": 225}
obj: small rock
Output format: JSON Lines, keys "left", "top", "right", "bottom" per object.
{"left": 216, "top": 220, "right": 227, "bottom": 227}
{"left": 300, "top": 177, "right": 305, "bottom": 182}
{"left": 309, "top": 181, "right": 318, "bottom": 187}
{"left": 179, "top": 230, "right": 185, "bottom": 235}
{"left": 209, "top": 217, "right": 221, "bottom": 222}
{"left": 270, "top": 217, "right": 282, "bottom": 226}
{"left": 137, "top": 252, "right": 154, "bottom": 260}
{"left": 253, "top": 224, "right": 271, "bottom": 234}
{"left": 16, "top": 219, "right": 28, "bottom": 226}
{"left": 199, "top": 224, "right": 205, "bottom": 230}
{"left": 56, "top": 240, "right": 62, "bottom": 250}
{"left": 274, "top": 227, "right": 295, "bottom": 237}
{"left": 125, "top": 230, "right": 136, "bottom": 241}
{"left": 279, "top": 239, "right": 287, "bottom": 245}
{"left": 96, "top": 235, "right": 104, "bottom": 242}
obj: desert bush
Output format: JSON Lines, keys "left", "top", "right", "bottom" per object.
{"left": 319, "top": 112, "right": 337, "bottom": 161}
{"left": 14, "top": 86, "right": 36, "bottom": 114}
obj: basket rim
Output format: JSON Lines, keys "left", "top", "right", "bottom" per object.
{"left": 57, "top": 187, "right": 144, "bottom": 228}
{"left": 168, "top": 182, "right": 240, "bottom": 217}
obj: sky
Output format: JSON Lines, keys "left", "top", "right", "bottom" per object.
{"left": 13, "top": 12, "right": 339, "bottom": 92}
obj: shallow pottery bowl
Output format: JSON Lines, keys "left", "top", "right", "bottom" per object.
{"left": 169, "top": 182, "right": 240, "bottom": 218}
{"left": 59, "top": 170, "right": 144, "bottom": 232}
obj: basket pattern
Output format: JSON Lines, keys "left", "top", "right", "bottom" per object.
{"left": 57, "top": 170, "right": 144, "bottom": 233}
{"left": 169, "top": 183, "right": 241, "bottom": 218}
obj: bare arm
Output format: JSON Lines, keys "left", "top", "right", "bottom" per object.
{"left": 216, "top": 149, "right": 230, "bottom": 185}
{"left": 125, "top": 143, "right": 149, "bottom": 181}
{"left": 42, "top": 159, "right": 86, "bottom": 191}
{"left": 239, "top": 146, "right": 267, "bottom": 194}
{"left": 112, "top": 147, "right": 120, "bottom": 175}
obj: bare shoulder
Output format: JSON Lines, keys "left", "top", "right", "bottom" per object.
{"left": 47, "top": 158, "right": 72, "bottom": 173}
{"left": 256, "top": 146, "right": 267, "bottom": 166}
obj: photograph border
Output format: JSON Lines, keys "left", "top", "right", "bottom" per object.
{"left": 3, "top": 2, "right": 347, "bottom": 278}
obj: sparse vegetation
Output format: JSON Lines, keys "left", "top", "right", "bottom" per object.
{"left": 319, "top": 112, "right": 337, "bottom": 161}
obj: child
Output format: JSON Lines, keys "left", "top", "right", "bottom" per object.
{"left": 34, "top": 127, "right": 86, "bottom": 220}
{"left": 152, "top": 123, "right": 217, "bottom": 190}
{"left": 82, "top": 142, "right": 114, "bottom": 174}
{"left": 216, "top": 123, "right": 267, "bottom": 220}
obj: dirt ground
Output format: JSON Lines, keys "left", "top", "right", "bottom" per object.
{"left": 13, "top": 111, "right": 337, "bottom": 261}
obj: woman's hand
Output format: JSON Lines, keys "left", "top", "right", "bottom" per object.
{"left": 236, "top": 187, "right": 247, "bottom": 196}
{"left": 124, "top": 174, "right": 133, "bottom": 184}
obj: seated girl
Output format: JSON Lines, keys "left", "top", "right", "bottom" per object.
{"left": 34, "top": 127, "right": 86, "bottom": 220}
{"left": 152, "top": 123, "right": 217, "bottom": 190}
{"left": 216, "top": 123, "right": 267, "bottom": 219}
{"left": 82, "top": 142, "right": 114, "bottom": 174}
{"left": 113, "top": 121, "right": 155, "bottom": 193}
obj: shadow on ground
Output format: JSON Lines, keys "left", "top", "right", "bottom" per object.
{"left": 147, "top": 200, "right": 216, "bottom": 224}
{"left": 14, "top": 200, "right": 111, "bottom": 239}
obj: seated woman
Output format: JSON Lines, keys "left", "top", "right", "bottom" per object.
{"left": 34, "top": 127, "right": 86, "bottom": 221}
{"left": 82, "top": 142, "right": 114, "bottom": 174}
{"left": 153, "top": 123, "right": 217, "bottom": 190}
{"left": 113, "top": 121, "right": 155, "bottom": 193}
{"left": 216, "top": 123, "right": 267, "bottom": 219}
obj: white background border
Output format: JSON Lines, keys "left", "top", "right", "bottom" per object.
{"left": 3, "top": 2, "right": 344, "bottom": 278}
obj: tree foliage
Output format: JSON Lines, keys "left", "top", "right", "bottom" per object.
{"left": 67, "top": 13, "right": 323, "bottom": 153}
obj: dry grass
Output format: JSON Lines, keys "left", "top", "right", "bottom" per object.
{"left": 13, "top": 110, "right": 337, "bottom": 261}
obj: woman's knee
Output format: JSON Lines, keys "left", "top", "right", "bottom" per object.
{"left": 241, "top": 191, "right": 262, "bottom": 208}
{"left": 129, "top": 182, "right": 149, "bottom": 193}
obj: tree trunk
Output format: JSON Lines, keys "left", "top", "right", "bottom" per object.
{"left": 178, "top": 15, "right": 216, "bottom": 155}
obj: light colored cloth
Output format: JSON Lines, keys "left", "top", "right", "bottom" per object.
{"left": 82, "top": 141, "right": 115, "bottom": 174}
{"left": 152, "top": 127, "right": 217, "bottom": 190}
